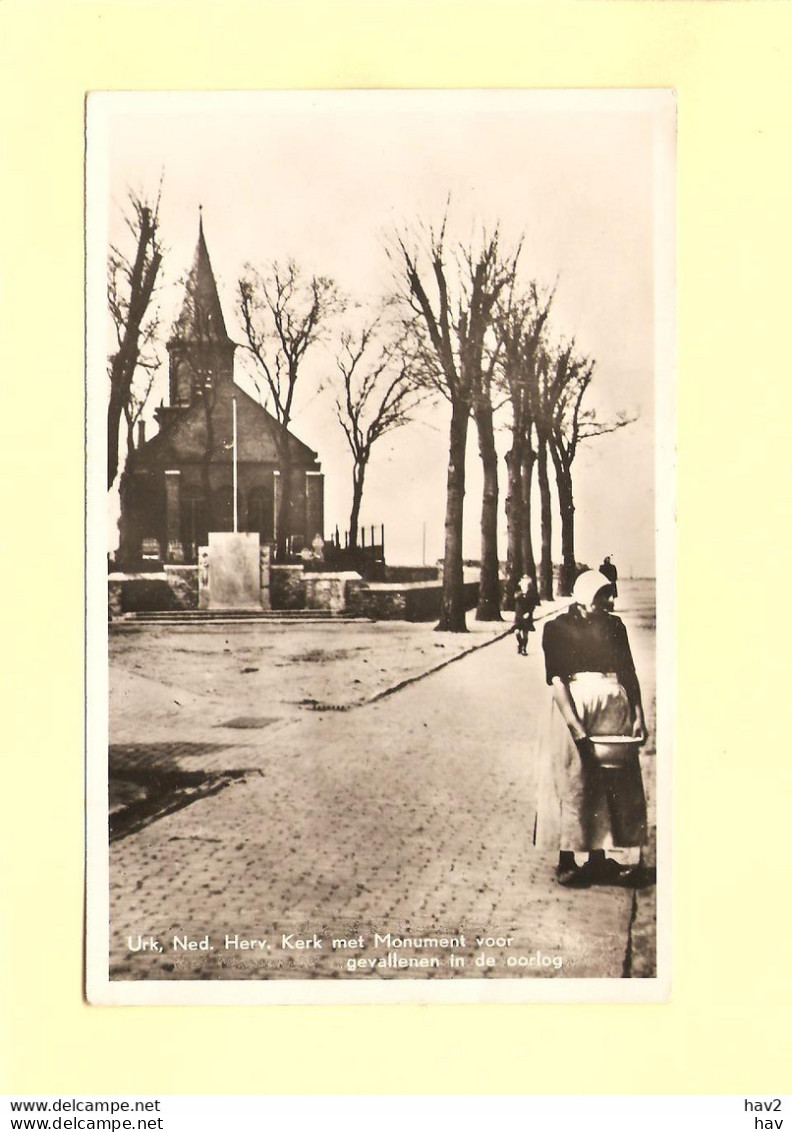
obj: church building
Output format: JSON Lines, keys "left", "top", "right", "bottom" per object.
{"left": 118, "top": 220, "right": 324, "bottom": 565}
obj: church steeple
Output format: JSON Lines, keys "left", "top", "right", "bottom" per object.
{"left": 165, "top": 213, "right": 236, "bottom": 408}
{"left": 171, "top": 211, "right": 233, "bottom": 346}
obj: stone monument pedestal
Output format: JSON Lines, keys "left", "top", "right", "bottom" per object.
{"left": 208, "top": 532, "right": 262, "bottom": 610}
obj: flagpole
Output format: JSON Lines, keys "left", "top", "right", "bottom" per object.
{"left": 232, "top": 396, "right": 238, "bottom": 534}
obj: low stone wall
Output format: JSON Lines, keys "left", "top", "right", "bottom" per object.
{"left": 109, "top": 564, "right": 347, "bottom": 617}
{"left": 270, "top": 565, "right": 306, "bottom": 610}
{"left": 108, "top": 577, "right": 125, "bottom": 619}
{"left": 108, "top": 573, "right": 178, "bottom": 616}
{"left": 345, "top": 578, "right": 479, "bottom": 621}
{"left": 304, "top": 571, "right": 360, "bottom": 613}
{"left": 109, "top": 568, "right": 199, "bottom": 617}
{"left": 383, "top": 565, "right": 440, "bottom": 583}
{"left": 108, "top": 564, "right": 480, "bottom": 622}
{"left": 164, "top": 565, "right": 199, "bottom": 610}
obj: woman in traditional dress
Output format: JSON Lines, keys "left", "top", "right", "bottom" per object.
{"left": 533, "top": 570, "right": 648, "bottom": 887}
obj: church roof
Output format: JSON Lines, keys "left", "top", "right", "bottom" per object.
{"left": 141, "top": 385, "right": 321, "bottom": 469}
{"left": 170, "top": 216, "right": 233, "bottom": 346}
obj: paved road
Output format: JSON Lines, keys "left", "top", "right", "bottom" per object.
{"left": 110, "top": 582, "right": 655, "bottom": 982}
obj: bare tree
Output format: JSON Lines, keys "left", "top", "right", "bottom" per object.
{"left": 391, "top": 218, "right": 517, "bottom": 631}
{"left": 520, "top": 449, "right": 536, "bottom": 587}
{"left": 497, "top": 282, "right": 553, "bottom": 606}
{"left": 115, "top": 361, "right": 160, "bottom": 563}
{"left": 548, "top": 350, "right": 591, "bottom": 596}
{"left": 532, "top": 343, "right": 574, "bottom": 601}
{"left": 121, "top": 371, "right": 157, "bottom": 464}
{"left": 107, "top": 187, "right": 163, "bottom": 489}
{"left": 333, "top": 312, "right": 422, "bottom": 549}
{"left": 469, "top": 245, "right": 521, "bottom": 622}
{"left": 238, "top": 261, "right": 343, "bottom": 558}
{"left": 549, "top": 353, "right": 635, "bottom": 594}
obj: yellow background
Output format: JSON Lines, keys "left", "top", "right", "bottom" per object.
{"left": 1, "top": 0, "right": 790, "bottom": 1094}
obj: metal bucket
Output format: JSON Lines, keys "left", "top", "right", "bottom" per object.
{"left": 589, "top": 735, "right": 643, "bottom": 769}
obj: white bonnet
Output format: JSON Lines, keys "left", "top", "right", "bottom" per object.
{"left": 572, "top": 569, "right": 612, "bottom": 607}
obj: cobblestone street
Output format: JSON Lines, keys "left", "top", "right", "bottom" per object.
{"left": 108, "top": 582, "right": 656, "bottom": 983}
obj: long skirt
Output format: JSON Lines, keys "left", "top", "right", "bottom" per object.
{"left": 533, "top": 672, "right": 647, "bottom": 851}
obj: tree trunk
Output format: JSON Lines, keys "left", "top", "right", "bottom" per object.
{"left": 521, "top": 445, "right": 536, "bottom": 583}
{"left": 275, "top": 428, "right": 293, "bottom": 560}
{"left": 551, "top": 447, "right": 577, "bottom": 596}
{"left": 537, "top": 432, "right": 553, "bottom": 600}
{"left": 116, "top": 465, "right": 137, "bottom": 565}
{"left": 107, "top": 383, "right": 127, "bottom": 490}
{"left": 348, "top": 465, "right": 365, "bottom": 551}
{"left": 503, "top": 444, "right": 524, "bottom": 611}
{"left": 437, "top": 399, "right": 470, "bottom": 632}
{"left": 473, "top": 397, "right": 502, "bottom": 621}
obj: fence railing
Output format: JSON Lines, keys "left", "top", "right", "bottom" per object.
{"left": 320, "top": 524, "right": 386, "bottom": 580}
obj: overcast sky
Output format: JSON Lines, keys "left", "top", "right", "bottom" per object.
{"left": 95, "top": 90, "right": 673, "bottom": 575}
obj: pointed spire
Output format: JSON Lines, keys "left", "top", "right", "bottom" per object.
{"left": 171, "top": 211, "right": 231, "bottom": 344}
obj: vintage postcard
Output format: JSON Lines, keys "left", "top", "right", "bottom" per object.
{"left": 86, "top": 89, "right": 675, "bottom": 1004}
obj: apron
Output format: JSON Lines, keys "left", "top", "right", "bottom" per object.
{"left": 533, "top": 672, "right": 647, "bottom": 851}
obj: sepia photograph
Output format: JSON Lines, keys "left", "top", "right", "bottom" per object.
{"left": 86, "top": 89, "right": 675, "bottom": 1004}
